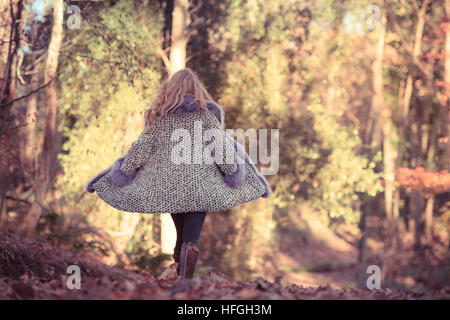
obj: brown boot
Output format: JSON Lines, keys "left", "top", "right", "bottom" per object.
{"left": 179, "top": 241, "right": 199, "bottom": 279}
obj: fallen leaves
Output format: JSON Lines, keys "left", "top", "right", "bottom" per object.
{"left": 0, "top": 230, "right": 449, "bottom": 300}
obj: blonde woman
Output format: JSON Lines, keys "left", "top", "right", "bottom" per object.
{"left": 87, "top": 68, "right": 271, "bottom": 278}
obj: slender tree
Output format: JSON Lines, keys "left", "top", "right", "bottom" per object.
{"left": 444, "top": 0, "right": 450, "bottom": 169}
{"left": 0, "top": 0, "right": 23, "bottom": 227}
{"left": 169, "top": 0, "right": 189, "bottom": 75}
{"left": 19, "top": 0, "right": 63, "bottom": 236}
{"left": 392, "top": 0, "right": 431, "bottom": 233}
{"left": 160, "top": 0, "right": 191, "bottom": 254}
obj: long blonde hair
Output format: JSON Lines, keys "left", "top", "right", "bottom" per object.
{"left": 144, "top": 68, "right": 213, "bottom": 128}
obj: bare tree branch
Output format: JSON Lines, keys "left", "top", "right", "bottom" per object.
{"left": 144, "top": 22, "right": 172, "bottom": 73}
{"left": 189, "top": 0, "right": 202, "bottom": 15}
{"left": 0, "top": 79, "right": 53, "bottom": 108}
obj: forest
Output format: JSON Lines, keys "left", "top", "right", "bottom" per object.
{"left": 0, "top": 0, "right": 449, "bottom": 300}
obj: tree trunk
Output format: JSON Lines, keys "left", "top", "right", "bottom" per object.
{"left": 0, "top": 0, "right": 21, "bottom": 100}
{"left": 409, "top": 189, "right": 424, "bottom": 250}
{"left": 21, "top": 66, "right": 41, "bottom": 179}
{"left": 443, "top": 0, "right": 450, "bottom": 170}
{"left": 0, "top": 0, "right": 23, "bottom": 228}
{"left": 423, "top": 112, "right": 437, "bottom": 244}
{"left": 19, "top": 8, "right": 43, "bottom": 183}
{"left": 160, "top": 214, "right": 177, "bottom": 255}
{"left": 358, "top": 210, "right": 367, "bottom": 263}
{"left": 160, "top": 0, "right": 190, "bottom": 254}
{"left": 376, "top": 8, "right": 399, "bottom": 276}
{"left": 19, "top": 0, "right": 63, "bottom": 236}
{"left": 373, "top": 12, "right": 395, "bottom": 226}
{"left": 0, "top": 184, "right": 7, "bottom": 228}
{"left": 424, "top": 194, "right": 434, "bottom": 244}
{"left": 169, "top": 0, "right": 189, "bottom": 76}
{"left": 394, "top": 0, "right": 430, "bottom": 247}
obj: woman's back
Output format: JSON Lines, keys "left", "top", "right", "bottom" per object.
{"left": 91, "top": 95, "right": 266, "bottom": 213}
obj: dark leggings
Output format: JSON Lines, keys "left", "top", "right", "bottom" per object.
{"left": 170, "top": 211, "right": 207, "bottom": 253}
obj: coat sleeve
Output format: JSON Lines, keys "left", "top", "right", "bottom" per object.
{"left": 119, "top": 128, "right": 155, "bottom": 175}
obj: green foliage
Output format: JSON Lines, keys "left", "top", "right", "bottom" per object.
{"left": 218, "top": 0, "right": 382, "bottom": 227}
{"left": 56, "top": 1, "right": 164, "bottom": 261}
{"left": 305, "top": 99, "right": 383, "bottom": 223}
{"left": 190, "top": 0, "right": 384, "bottom": 279}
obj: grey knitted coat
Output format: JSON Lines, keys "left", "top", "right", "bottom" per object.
{"left": 87, "top": 95, "right": 271, "bottom": 213}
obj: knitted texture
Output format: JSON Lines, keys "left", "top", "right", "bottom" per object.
{"left": 88, "top": 96, "right": 269, "bottom": 213}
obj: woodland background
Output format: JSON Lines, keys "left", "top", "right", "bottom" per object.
{"left": 0, "top": 0, "right": 449, "bottom": 296}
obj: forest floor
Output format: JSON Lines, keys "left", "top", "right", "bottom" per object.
{"left": 0, "top": 230, "right": 448, "bottom": 300}
{"left": 276, "top": 210, "right": 361, "bottom": 289}
{"left": 274, "top": 209, "right": 450, "bottom": 292}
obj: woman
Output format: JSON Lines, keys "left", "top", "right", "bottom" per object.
{"left": 87, "top": 68, "right": 271, "bottom": 279}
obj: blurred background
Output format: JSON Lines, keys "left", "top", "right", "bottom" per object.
{"left": 0, "top": 0, "right": 449, "bottom": 292}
